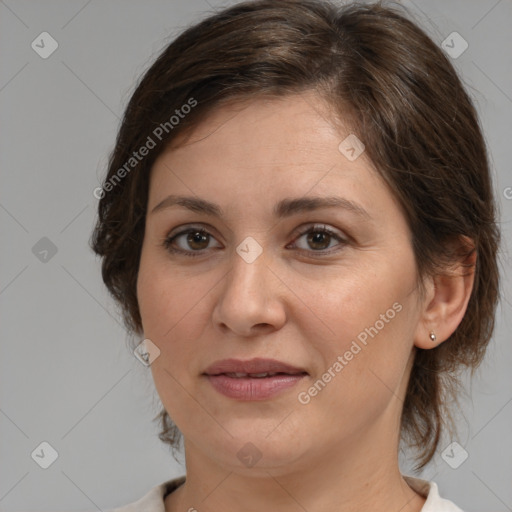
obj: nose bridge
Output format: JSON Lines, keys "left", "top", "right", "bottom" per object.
{"left": 226, "top": 237, "right": 269, "bottom": 301}
{"left": 213, "top": 236, "right": 285, "bottom": 335}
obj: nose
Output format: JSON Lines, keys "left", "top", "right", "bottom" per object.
{"left": 212, "top": 245, "right": 287, "bottom": 337}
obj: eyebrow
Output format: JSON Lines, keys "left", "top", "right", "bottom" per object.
{"left": 150, "top": 194, "right": 371, "bottom": 220}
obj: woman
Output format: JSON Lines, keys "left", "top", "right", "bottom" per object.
{"left": 90, "top": 1, "right": 500, "bottom": 511}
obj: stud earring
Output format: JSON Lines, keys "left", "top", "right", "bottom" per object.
{"left": 429, "top": 331, "right": 437, "bottom": 342}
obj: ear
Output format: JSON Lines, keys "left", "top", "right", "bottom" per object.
{"left": 414, "top": 237, "right": 477, "bottom": 349}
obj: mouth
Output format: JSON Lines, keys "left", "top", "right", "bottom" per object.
{"left": 214, "top": 371, "right": 307, "bottom": 378}
{"left": 203, "top": 357, "right": 308, "bottom": 376}
{"left": 203, "top": 358, "right": 308, "bottom": 400}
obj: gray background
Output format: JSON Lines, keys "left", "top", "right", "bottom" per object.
{"left": 1, "top": 0, "right": 511, "bottom": 510}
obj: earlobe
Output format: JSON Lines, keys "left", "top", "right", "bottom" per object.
{"left": 414, "top": 238, "right": 477, "bottom": 350}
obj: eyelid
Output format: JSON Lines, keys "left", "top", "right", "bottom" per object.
{"left": 166, "top": 222, "right": 221, "bottom": 239}
{"left": 290, "top": 223, "right": 346, "bottom": 241}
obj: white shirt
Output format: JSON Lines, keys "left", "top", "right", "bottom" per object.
{"left": 105, "top": 474, "right": 464, "bottom": 511}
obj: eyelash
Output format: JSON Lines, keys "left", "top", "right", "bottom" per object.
{"left": 162, "top": 224, "right": 348, "bottom": 258}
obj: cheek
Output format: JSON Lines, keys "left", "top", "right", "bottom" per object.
{"left": 299, "top": 252, "right": 419, "bottom": 397}
{"left": 137, "top": 246, "right": 200, "bottom": 340}
{"left": 137, "top": 256, "right": 210, "bottom": 430}
{"left": 136, "top": 251, "right": 217, "bottom": 387}
{"left": 303, "top": 253, "right": 416, "bottom": 348}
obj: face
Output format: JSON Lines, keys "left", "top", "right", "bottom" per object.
{"left": 137, "top": 92, "right": 427, "bottom": 474}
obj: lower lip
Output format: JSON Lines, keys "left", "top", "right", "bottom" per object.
{"left": 205, "top": 373, "right": 307, "bottom": 400}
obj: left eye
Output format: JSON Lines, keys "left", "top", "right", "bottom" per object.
{"left": 290, "top": 225, "right": 346, "bottom": 252}
{"left": 163, "top": 224, "right": 346, "bottom": 257}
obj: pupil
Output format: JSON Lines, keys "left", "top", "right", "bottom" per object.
{"left": 308, "top": 231, "right": 329, "bottom": 250}
{"left": 188, "top": 231, "right": 208, "bottom": 249}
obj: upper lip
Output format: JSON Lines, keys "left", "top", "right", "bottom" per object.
{"left": 203, "top": 358, "right": 308, "bottom": 376}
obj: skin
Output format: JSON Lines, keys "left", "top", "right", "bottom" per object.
{"left": 136, "top": 91, "right": 475, "bottom": 512}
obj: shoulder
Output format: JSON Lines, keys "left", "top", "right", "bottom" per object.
{"left": 105, "top": 475, "right": 186, "bottom": 512}
{"left": 403, "top": 475, "right": 464, "bottom": 512}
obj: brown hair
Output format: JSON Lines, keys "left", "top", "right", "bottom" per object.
{"left": 90, "top": 0, "right": 500, "bottom": 470}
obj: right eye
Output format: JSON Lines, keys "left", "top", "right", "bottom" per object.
{"left": 163, "top": 226, "right": 222, "bottom": 257}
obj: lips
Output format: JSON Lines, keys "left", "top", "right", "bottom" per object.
{"left": 203, "top": 358, "right": 308, "bottom": 377}
{"left": 203, "top": 358, "right": 307, "bottom": 400}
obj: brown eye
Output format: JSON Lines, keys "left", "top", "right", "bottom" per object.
{"left": 163, "top": 227, "right": 221, "bottom": 257}
{"left": 306, "top": 230, "right": 332, "bottom": 250}
{"left": 163, "top": 223, "right": 347, "bottom": 258}
{"left": 291, "top": 224, "right": 346, "bottom": 253}
{"left": 185, "top": 230, "right": 210, "bottom": 250}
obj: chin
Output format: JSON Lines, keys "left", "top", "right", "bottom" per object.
{"left": 197, "top": 425, "right": 311, "bottom": 473}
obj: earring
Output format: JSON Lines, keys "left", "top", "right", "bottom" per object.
{"left": 429, "top": 331, "right": 437, "bottom": 342}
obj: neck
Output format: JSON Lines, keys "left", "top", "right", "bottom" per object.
{"left": 165, "top": 421, "right": 426, "bottom": 512}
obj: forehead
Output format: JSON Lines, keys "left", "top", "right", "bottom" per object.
{"left": 170, "top": 92, "right": 342, "bottom": 148}
{"left": 152, "top": 92, "right": 374, "bottom": 183}
{"left": 146, "top": 93, "right": 414, "bottom": 245}
{"left": 146, "top": 92, "right": 404, "bottom": 228}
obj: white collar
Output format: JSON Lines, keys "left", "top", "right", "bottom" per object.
{"left": 403, "top": 475, "right": 464, "bottom": 512}
{"left": 108, "top": 474, "right": 464, "bottom": 512}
